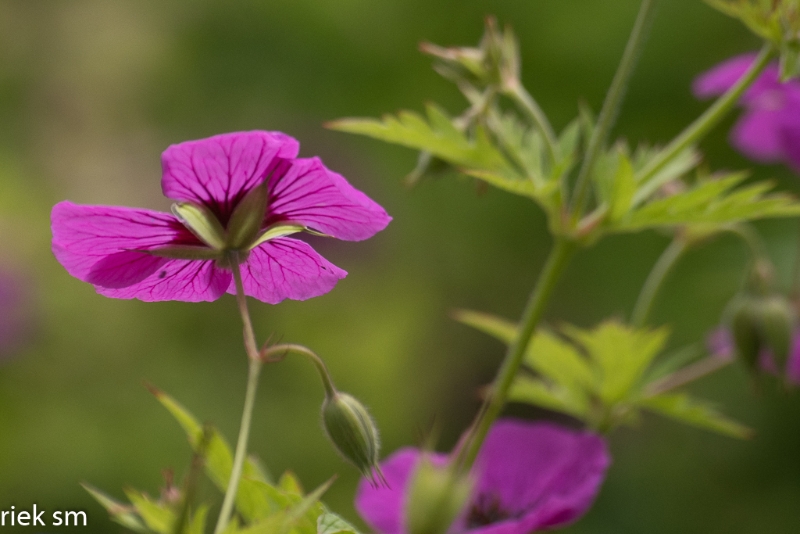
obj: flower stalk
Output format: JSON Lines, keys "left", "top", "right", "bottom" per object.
{"left": 635, "top": 43, "right": 776, "bottom": 185}
{"left": 455, "top": 238, "right": 576, "bottom": 471}
{"left": 570, "top": 0, "right": 659, "bottom": 218}
{"left": 213, "top": 255, "right": 264, "bottom": 534}
{"left": 632, "top": 235, "right": 688, "bottom": 327}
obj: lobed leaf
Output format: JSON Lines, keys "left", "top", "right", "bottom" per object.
{"left": 508, "top": 376, "right": 589, "bottom": 419}
{"left": 638, "top": 393, "right": 753, "bottom": 439}
{"left": 82, "top": 483, "right": 148, "bottom": 532}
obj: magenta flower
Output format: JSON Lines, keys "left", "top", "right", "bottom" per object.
{"left": 51, "top": 131, "right": 390, "bottom": 303}
{"left": 693, "top": 53, "right": 800, "bottom": 170}
{"left": 356, "top": 419, "right": 610, "bottom": 534}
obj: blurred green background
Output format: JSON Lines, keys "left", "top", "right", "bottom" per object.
{"left": 1, "top": 0, "right": 799, "bottom": 532}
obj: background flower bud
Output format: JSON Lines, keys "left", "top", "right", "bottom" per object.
{"left": 405, "top": 458, "right": 472, "bottom": 534}
{"left": 321, "top": 392, "right": 383, "bottom": 484}
{"left": 757, "top": 295, "right": 796, "bottom": 370}
{"left": 729, "top": 295, "right": 762, "bottom": 372}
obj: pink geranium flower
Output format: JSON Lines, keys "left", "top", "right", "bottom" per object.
{"left": 356, "top": 419, "right": 610, "bottom": 534}
{"left": 51, "top": 131, "right": 390, "bottom": 303}
{"left": 693, "top": 53, "right": 800, "bottom": 170}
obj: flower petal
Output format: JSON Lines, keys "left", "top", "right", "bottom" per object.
{"left": 94, "top": 258, "right": 231, "bottom": 302}
{"left": 471, "top": 420, "right": 610, "bottom": 534}
{"left": 266, "top": 157, "right": 391, "bottom": 241}
{"left": 231, "top": 237, "right": 347, "bottom": 303}
{"left": 355, "top": 449, "right": 433, "bottom": 534}
{"left": 161, "top": 131, "right": 299, "bottom": 223}
{"left": 51, "top": 201, "right": 199, "bottom": 282}
{"left": 730, "top": 108, "right": 786, "bottom": 162}
{"left": 787, "top": 332, "right": 800, "bottom": 385}
{"left": 693, "top": 53, "right": 759, "bottom": 98}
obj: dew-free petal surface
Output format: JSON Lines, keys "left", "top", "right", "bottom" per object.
{"left": 161, "top": 131, "right": 300, "bottom": 223}
{"left": 730, "top": 108, "right": 786, "bottom": 161}
{"left": 266, "top": 157, "right": 391, "bottom": 241}
{"left": 693, "top": 53, "right": 757, "bottom": 98}
{"left": 51, "top": 201, "right": 199, "bottom": 282}
{"left": 230, "top": 237, "right": 347, "bottom": 304}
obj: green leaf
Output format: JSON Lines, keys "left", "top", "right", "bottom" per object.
{"left": 327, "top": 104, "right": 508, "bottom": 172}
{"left": 317, "top": 512, "right": 360, "bottom": 534}
{"left": 236, "top": 478, "right": 332, "bottom": 534}
{"left": 632, "top": 146, "right": 700, "bottom": 206}
{"left": 452, "top": 309, "right": 517, "bottom": 344}
{"left": 82, "top": 483, "right": 148, "bottom": 532}
{"left": 564, "top": 321, "right": 668, "bottom": 405}
{"left": 638, "top": 393, "right": 753, "bottom": 439}
{"left": 187, "top": 505, "right": 210, "bottom": 534}
{"left": 524, "top": 329, "right": 596, "bottom": 393}
{"left": 611, "top": 173, "right": 800, "bottom": 232}
{"left": 150, "top": 387, "right": 269, "bottom": 516}
{"left": 608, "top": 152, "right": 636, "bottom": 221}
{"left": 508, "top": 376, "right": 589, "bottom": 418}
{"left": 125, "top": 490, "right": 176, "bottom": 534}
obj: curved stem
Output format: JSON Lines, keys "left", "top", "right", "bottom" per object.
{"left": 632, "top": 236, "right": 688, "bottom": 327}
{"left": 722, "top": 223, "right": 769, "bottom": 262}
{"left": 635, "top": 43, "right": 776, "bottom": 185}
{"left": 571, "top": 0, "right": 659, "bottom": 218}
{"left": 503, "top": 81, "right": 559, "bottom": 164}
{"left": 455, "top": 238, "right": 576, "bottom": 470}
{"left": 644, "top": 356, "right": 732, "bottom": 397}
{"left": 262, "top": 343, "right": 337, "bottom": 398}
{"left": 214, "top": 257, "right": 263, "bottom": 534}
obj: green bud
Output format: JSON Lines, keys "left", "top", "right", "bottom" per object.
{"left": 406, "top": 458, "right": 472, "bottom": 534}
{"left": 729, "top": 295, "right": 762, "bottom": 372}
{"left": 758, "top": 295, "right": 796, "bottom": 370}
{"left": 321, "top": 392, "right": 384, "bottom": 485}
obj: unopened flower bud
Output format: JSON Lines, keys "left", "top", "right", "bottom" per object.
{"left": 321, "top": 392, "right": 384, "bottom": 484}
{"left": 758, "top": 295, "right": 796, "bottom": 370}
{"left": 729, "top": 296, "right": 762, "bottom": 372}
{"left": 406, "top": 458, "right": 472, "bottom": 534}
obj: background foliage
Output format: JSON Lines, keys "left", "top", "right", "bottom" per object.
{"left": 1, "top": 1, "right": 799, "bottom": 532}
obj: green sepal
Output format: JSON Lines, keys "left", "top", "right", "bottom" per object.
{"left": 249, "top": 222, "right": 324, "bottom": 250}
{"left": 171, "top": 202, "right": 227, "bottom": 250}
{"left": 227, "top": 181, "right": 269, "bottom": 249}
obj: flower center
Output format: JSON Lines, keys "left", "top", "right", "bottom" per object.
{"left": 465, "top": 493, "right": 512, "bottom": 528}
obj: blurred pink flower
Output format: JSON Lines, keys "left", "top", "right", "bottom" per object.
{"left": 693, "top": 53, "right": 800, "bottom": 170}
{"left": 51, "top": 131, "right": 390, "bottom": 303}
{"left": 356, "top": 419, "right": 610, "bottom": 534}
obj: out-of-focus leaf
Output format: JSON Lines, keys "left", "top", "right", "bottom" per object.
{"left": 236, "top": 478, "right": 332, "bottom": 534}
{"left": 125, "top": 490, "right": 175, "bottom": 534}
{"left": 82, "top": 484, "right": 148, "bottom": 532}
{"left": 187, "top": 505, "right": 209, "bottom": 534}
{"left": 327, "top": 104, "right": 508, "bottom": 172}
{"left": 524, "top": 329, "right": 596, "bottom": 393}
{"left": 451, "top": 309, "right": 516, "bottom": 344}
{"left": 508, "top": 376, "right": 589, "bottom": 418}
{"left": 638, "top": 393, "right": 753, "bottom": 439}
{"left": 150, "top": 387, "right": 268, "bottom": 517}
{"left": 317, "top": 512, "right": 360, "bottom": 534}
{"left": 632, "top": 146, "right": 700, "bottom": 205}
{"left": 564, "top": 321, "right": 668, "bottom": 405}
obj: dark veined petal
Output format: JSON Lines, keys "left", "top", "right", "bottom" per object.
{"left": 93, "top": 255, "right": 231, "bottom": 302}
{"left": 51, "top": 201, "right": 201, "bottom": 282}
{"left": 161, "top": 131, "right": 299, "bottom": 223}
{"left": 266, "top": 157, "right": 391, "bottom": 241}
{"left": 230, "top": 237, "right": 347, "bottom": 304}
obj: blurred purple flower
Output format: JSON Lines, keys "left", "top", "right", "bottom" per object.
{"left": 693, "top": 53, "right": 800, "bottom": 170}
{"left": 706, "top": 326, "right": 800, "bottom": 384}
{"left": 355, "top": 419, "right": 610, "bottom": 534}
{"left": 51, "top": 131, "right": 390, "bottom": 303}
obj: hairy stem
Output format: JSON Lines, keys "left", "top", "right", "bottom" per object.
{"left": 635, "top": 43, "right": 776, "bottom": 185}
{"left": 456, "top": 238, "right": 576, "bottom": 470}
{"left": 214, "top": 257, "right": 263, "bottom": 534}
{"left": 571, "top": 0, "right": 659, "bottom": 217}
{"left": 632, "top": 236, "right": 688, "bottom": 327}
